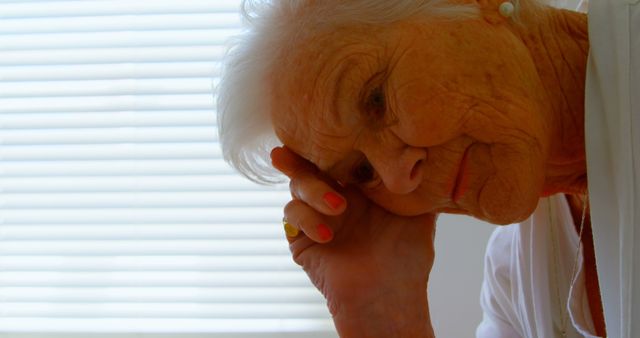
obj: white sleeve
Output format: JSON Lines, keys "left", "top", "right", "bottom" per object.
{"left": 585, "top": 1, "right": 640, "bottom": 337}
{"left": 476, "top": 227, "right": 522, "bottom": 338}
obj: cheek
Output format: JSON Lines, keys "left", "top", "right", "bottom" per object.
{"left": 397, "top": 94, "right": 468, "bottom": 147}
{"left": 472, "top": 143, "right": 545, "bottom": 224}
{"left": 391, "top": 82, "right": 471, "bottom": 147}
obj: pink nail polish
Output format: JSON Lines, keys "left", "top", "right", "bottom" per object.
{"left": 317, "top": 224, "right": 333, "bottom": 241}
{"left": 323, "top": 192, "right": 344, "bottom": 210}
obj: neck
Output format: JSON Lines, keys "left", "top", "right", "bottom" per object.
{"left": 514, "top": 8, "right": 590, "bottom": 196}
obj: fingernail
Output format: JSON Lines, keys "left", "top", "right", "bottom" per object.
{"left": 284, "top": 221, "right": 299, "bottom": 237}
{"left": 323, "top": 192, "right": 344, "bottom": 210}
{"left": 317, "top": 224, "right": 333, "bottom": 241}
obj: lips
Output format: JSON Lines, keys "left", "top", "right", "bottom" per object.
{"left": 452, "top": 144, "right": 472, "bottom": 203}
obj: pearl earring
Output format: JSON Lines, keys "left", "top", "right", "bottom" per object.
{"left": 499, "top": 1, "right": 515, "bottom": 18}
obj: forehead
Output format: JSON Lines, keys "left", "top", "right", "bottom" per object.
{"left": 269, "top": 26, "right": 384, "bottom": 170}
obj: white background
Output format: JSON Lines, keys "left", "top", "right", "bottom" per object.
{"left": 430, "top": 216, "right": 495, "bottom": 337}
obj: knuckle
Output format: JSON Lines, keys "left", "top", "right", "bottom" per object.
{"left": 289, "top": 175, "right": 316, "bottom": 203}
{"left": 291, "top": 252, "right": 303, "bottom": 266}
{"left": 297, "top": 213, "right": 315, "bottom": 230}
{"left": 289, "top": 177, "right": 307, "bottom": 200}
{"left": 283, "top": 199, "right": 301, "bottom": 216}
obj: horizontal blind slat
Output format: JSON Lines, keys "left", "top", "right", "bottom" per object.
{"left": 0, "top": 271, "right": 310, "bottom": 287}
{"left": 0, "top": 0, "right": 243, "bottom": 18}
{"left": 0, "top": 143, "right": 221, "bottom": 161}
{"left": 0, "top": 191, "right": 289, "bottom": 208}
{"left": 0, "top": 94, "right": 214, "bottom": 113}
{"left": 0, "top": 208, "right": 285, "bottom": 224}
{"left": 0, "top": 240, "right": 290, "bottom": 255}
{"left": 0, "top": 176, "right": 271, "bottom": 192}
{"left": 0, "top": 256, "right": 296, "bottom": 271}
{"left": 0, "top": 111, "right": 217, "bottom": 129}
{"left": 0, "top": 287, "right": 323, "bottom": 303}
{"left": 0, "top": 224, "right": 285, "bottom": 240}
{"left": 0, "top": 318, "right": 336, "bottom": 333}
{"left": 0, "top": 303, "right": 328, "bottom": 318}
{"left": 0, "top": 29, "right": 240, "bottom": 51}
{"left": 0, "top": 63, "right": 219, "bottom": 81}
{"left": 0, "top": 79, "right": 216, "bottom": 98}
{"left": 0, "top": 46, "right": 225, "bottom": 65}
{"left": 0, "top": 13, "right": 241, "bottom": 34}
{"left": 0, "top": 127, "right": 218, "bottom": 145}
{"left": 0, "top": 160, "right": 234, "bottom": 176}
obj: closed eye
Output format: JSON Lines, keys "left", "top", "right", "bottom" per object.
{"left": 365, "top": 85, "right": 386, "bottom": 120}
{"left": 359, "top": 70, "right": 390, "bottom": 128}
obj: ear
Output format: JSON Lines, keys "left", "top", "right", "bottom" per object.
{"left": 475, "top": 0, "right": 513, "bottom": 25}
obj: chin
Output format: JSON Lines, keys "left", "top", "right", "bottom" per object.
{"left": 475, "top": 195, "right": 540, "bottom": 225}
{"left": 479, "top": 213, "right": 523, "bottom": 226}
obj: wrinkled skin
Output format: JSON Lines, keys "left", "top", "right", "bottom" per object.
{"left": 268, "top": 2, "right": 589, "bottom": 336}
{"left": 272, "top": 17, "right": 553, "bottom": 225}
{"left": 271, "top": 7, "right": 588, "bottom": 225}
{"left": 273, "top": 146, "right": 436, "bottom": 336}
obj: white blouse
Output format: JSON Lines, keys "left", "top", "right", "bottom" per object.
{"left": 477, "top": 0, "right": 640, "bottom": 336}
{"left": 585, "top": 0, "right": 639, "bottom": 336}
{"left": 476, "top": 195, "right": 598, "bottom": 338}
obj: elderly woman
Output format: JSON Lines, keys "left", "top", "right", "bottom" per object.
{"left": 217, "top": 0, "right": 639, "bottom": 337}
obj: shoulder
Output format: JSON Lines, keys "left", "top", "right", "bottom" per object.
{"left": 484, "top": 225, "right": 518, "bottom": 271}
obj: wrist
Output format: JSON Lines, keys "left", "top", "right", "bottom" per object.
{"left": 331, "top": 289, "right": 434, "bottom": 338}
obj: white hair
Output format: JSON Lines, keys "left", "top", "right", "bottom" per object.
{"left": 216, "top": 0, "right": 544, "bottom": 185}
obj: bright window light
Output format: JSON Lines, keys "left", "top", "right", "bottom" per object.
{"left": 0, "top": 1, "right": 336, "bottom": 336}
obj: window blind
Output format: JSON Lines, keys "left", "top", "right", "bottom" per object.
{"left": 0, "top": 1, "right": 336, "bottom": 336}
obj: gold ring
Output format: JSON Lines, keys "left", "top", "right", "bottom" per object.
{"left": 283, "top": 217, "right": 300, "bottom": 237}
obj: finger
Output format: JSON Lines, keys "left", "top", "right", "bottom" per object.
{"left": 272, "top": 146, "right": 347, "bottom": 215}
{"left": 270, "top": 146, "right": 316, "bottom": 178}
{"left": 288, "top": 235, "right": 315, "bottom": 266}
{"left": 281, "top": 217, "right": 315, "bottom": 266}
{"left": 290, "top": 175, "right": 346, "bottom": 215}
{"left": 284, "top": 199, "right": 334, "bottom": 243}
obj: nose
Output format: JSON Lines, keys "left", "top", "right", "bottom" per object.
{"left": 366, "top": 146, "right": 426, "bottom": 194}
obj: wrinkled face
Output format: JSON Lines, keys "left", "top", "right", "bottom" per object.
{"left": 270, "top": 17, "right": 552, "bottom": 224}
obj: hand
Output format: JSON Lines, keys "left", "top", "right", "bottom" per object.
{"left": 271, "top": 146, "right": 437, "bottom": 338}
